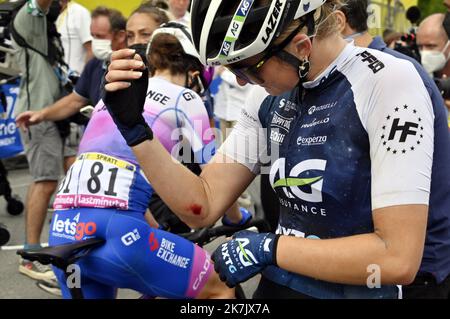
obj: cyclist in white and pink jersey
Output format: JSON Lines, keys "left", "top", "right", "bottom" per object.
{"left": 45, "top": 23, "right": 235, "bottom": 299}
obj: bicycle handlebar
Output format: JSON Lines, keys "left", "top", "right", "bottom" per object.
{"left": 179, "top": 217, "right": 271, "bottom": 247}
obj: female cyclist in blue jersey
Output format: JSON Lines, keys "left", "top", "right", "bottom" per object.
{"left": 45, "top": 23, "right": 237, "bottom": 299}
{"left": 103, "top": 0, "right": 450, "bottom": 298}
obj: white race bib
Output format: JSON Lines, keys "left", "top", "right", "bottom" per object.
{"left": 54, "top": 153, "right": 136, "bottom": 210}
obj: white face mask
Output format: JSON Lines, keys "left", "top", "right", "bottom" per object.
{"left": 420, "top": 41, "right": 450, "bottom": 76}
{"left": 92, "top": 39, "right": 113, "bottom": 61}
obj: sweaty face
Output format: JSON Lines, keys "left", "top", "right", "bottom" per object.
{"left": 126, "top": 13, "right": 160, "bottom": 46}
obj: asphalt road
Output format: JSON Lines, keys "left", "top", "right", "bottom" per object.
{"left": 0, "top": 156, "right": 262, "bottom": 299}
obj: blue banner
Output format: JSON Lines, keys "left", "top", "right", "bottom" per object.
{"left": 0, "top": 81, "right": 24, "bottom": 158}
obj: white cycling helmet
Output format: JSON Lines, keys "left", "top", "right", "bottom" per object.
{"left": 190, "top": 0, "right": 327, "bottom": 66}
{"left": 146, "top": 22, "right": 200, "bottom": 60}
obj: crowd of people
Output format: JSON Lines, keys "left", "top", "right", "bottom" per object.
{"left": 3, "top": 0, "right": 450, "bottom": 299}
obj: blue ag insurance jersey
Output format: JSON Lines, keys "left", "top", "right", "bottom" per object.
{"left": 219, "top": 44, "right": 450, "bottom": 298}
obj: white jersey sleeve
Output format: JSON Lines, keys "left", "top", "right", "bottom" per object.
{"left": 350, "top": 53, "right": 434, "bottom": 209}
{"left": 217, "top": 86, "right": 269, "bottom": 174}
{"left": 177, "top": 89, "right": 216, "bottom": 164}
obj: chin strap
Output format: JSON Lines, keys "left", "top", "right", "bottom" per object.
{"left": 276, "top": 50, "right": 310, "bottom": 87}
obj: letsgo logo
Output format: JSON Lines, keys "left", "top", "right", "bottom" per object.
{"left": 51, "top": 213, "right": 97, "bottom": 241}
{"left": 270, "top": 158, "right": 327, "bottom": 203}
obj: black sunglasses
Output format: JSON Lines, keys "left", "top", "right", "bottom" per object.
{"left": 225, "top": 18, "right": 308, "bottom": 85}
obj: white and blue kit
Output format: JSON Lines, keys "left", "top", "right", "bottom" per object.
{"left": 221, "top": 44, "right": 450, "bottom": 298}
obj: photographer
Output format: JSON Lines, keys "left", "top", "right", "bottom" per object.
{"left": 11, "top": 0, "right": 67, "bottom": 281}
{"left": 417, "top": 14, "right": 450, "bottom": 118}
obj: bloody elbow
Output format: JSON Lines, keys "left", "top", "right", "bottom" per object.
{"left": 189, "top": 204, "right": 203, "bottom": 216}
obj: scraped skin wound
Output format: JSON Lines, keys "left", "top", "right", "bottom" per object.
{"left": 190, "top": 204, "right": 202, "bottom": 215}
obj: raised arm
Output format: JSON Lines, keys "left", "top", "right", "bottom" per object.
{"left": 104, "top": 49, "right": 256, "bottom": 228}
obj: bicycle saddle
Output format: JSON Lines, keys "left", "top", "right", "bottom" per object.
{"left": 17, "top": 238, "right": 105, "bottom": 270}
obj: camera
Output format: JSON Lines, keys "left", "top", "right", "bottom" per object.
{"left": 435, "top": 77, "right": 450, "bottom": 100}
{"left": 393, "top": 30, "right": 421, "bottom": 63}
{"left": 393, "top": 6, "right": 422, "bottom": 63}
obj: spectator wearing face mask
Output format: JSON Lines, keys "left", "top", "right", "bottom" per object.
{"left": 417, "top": 13, "right": 450, "bottom": 119}
{"left": 417, "top": 14, "right": 450, "bottom": 79}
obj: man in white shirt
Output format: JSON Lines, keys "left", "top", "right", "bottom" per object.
{"left": 214, "top": 68, "right": 253, "bottom": 140}
{"left": 56, "top": 0, "right": 93, "bottom": 74}
{"left": 56, "top": 0, "right": 94, "bottom": 171}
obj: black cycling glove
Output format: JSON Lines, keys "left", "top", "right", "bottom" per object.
{"left": 102, "top": 51, "right": 153, "bottom": 147}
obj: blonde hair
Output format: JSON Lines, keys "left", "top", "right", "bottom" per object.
{"left": 274, "top": 0, "right": 343, "bottom": 45}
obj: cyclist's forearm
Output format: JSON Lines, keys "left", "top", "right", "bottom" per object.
{"left": 133, "top": 140, "right": 217, "bottom": 227}
{"left": 42, "top": 93, "right": 87, "bottom": 122}
{"left": 276, "top": 206, "right": 427, "bottom": 286}
{"left": 277, "top": 233, "right": 404, "bottom": 285}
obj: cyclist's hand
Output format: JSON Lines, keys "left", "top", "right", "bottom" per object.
{"left": 104, "top": 49, "right": 146, "bottom": 92}
{"left": 103, "top": 49, "right": 153, "bottom": 146}
{"left": 16, "top": 111, "right": 44, "bottom": 130}
{"left": 221, "top": 207, "right": 252, "bottom": 227}
{"left": 211, "top": 230, "right": 280, "bottom": 288}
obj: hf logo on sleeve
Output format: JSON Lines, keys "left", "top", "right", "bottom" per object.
{"left": 381, "top": 105, "right": 424, "bottom": 155}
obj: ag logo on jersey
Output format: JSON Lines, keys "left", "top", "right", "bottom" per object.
{"left": 381, "top": 105, "right": 424, "bottom": 155}
{"left": 270, "top": 158, "right": 327, "bottom": 203}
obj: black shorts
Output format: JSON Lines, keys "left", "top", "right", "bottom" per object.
{"left": 403, "top": 273, "right": 450, "bottom": 299}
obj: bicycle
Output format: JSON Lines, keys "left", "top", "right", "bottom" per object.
{"left": 17, "top": 206, "right": 270, "bottom": 299}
